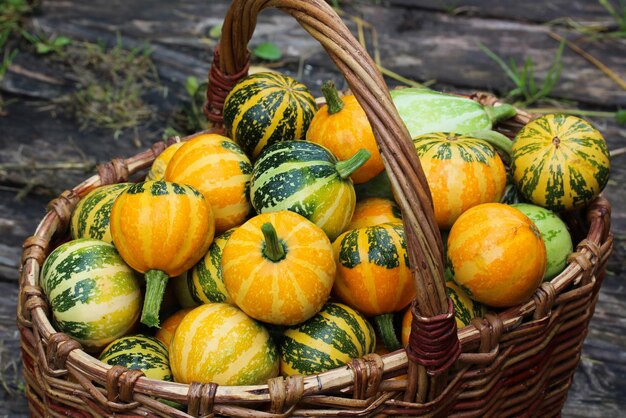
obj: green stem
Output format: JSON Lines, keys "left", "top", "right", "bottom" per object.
{"left": 335, "top": 149, "right": 371, "bottom": 179}
{"left": 261, "top": 222, "right": 286, "bottom": 262}
{"left": 374, "top": 313, "right": 402, "bottom": 351}
{"left": 142, "top": 269, "right": 169, "bottom": 328}
{"left": 467, "top": 129, "right": 513, "bottom": 163}
{"left": 484, "top": 103, "right": 517, "bottom": 124}
{"left": 321, "top": 80, "right": 344, "bottom": 114}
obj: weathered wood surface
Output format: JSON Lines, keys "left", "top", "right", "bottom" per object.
{"left": 1, "top": 0, "right": 625, "bottom": 416}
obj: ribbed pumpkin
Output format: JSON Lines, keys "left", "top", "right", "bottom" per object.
{"left": 99, "top": 335, "right": 173, "bottom": 381}
{"left": 40, "top": 239, "right": 142, "bottom": 352}
{"left": 223, "top": 72, "right": 317, "bottom": 159}
{"left": 110, "top": 180, "right": 214, "bottom": 327}
{"left": 222, "top": 211, "right": 335, "bottom": 325}
{"left": 169, "top": 303, "right": 279, "bottom": 385}
{"left": 447, "top": 203, "right": 546, "bottom": 307}
{"left": 344, "top": 197, "right": 402, "bottom": 232}
{"left": 511, "top": 114, "right": 610, "bottom": 212}
{"left": 401, "top": 281, "right": 485, "bottom": 346}
{"left": 332, "top": 222, "right": 414, "bottom": 350}
{"left": 413, "top": 132, "right": 508, "bottom": 229}
{"left": 69, "top": 183, "right": 132, "bottom": 244}
{"left": 186, "top": 229, "right": 236, "bottom": 305}
{"left": 280, "top": 303, "right": 376, "bottom": 376}
{"left": 146, "top": 142, "right": 184, "bottom": 181}
{"left": 250, "top": 140, "right": 370, "bottom": 240}
{"left": 306, "top": 81, "right": 384, "bottom": 184}
{"left": 155, "top": 307, "right": 194, "bottom": 348}
{"left": 164, "top": 133, "right": 252, "bottom": 233}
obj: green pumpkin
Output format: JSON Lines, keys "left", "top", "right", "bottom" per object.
{"left": 223, "top": 72, "right": 317, "bottom": 159}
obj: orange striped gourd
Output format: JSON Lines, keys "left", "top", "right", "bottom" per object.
{"left": 146, "top": 142, "right": 184, "bottom": 181}
{"left": 110, "top": 180, "right": 215, "bottom": 327}
{"left": 164, "top": 133, "right": 252, "bottom": 233}
{"left": 222, "top": 211, "right": 336, "bottom": 326}
{"left": 155, "top": 307, "right": 194, "bottom": 349}
{"left": 332, "top": 222, "right": 414, "bottom": 350}
{"left": 413, "top": 132, "right": 508, "bottom": 229}
{"left": 344, "top": 197, "right": 402, "bottom": 232}
{"left": 169, "top": 303, "right": 279, "bottom": 385}
{"left": 306, "top": 81, "right": 384, "bottom": 184}
{"left": 447, "top": 203, "right": 546, "bottom": 307}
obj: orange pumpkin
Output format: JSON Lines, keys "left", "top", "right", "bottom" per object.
{"left": 413, "top": 132, "right": 508, "bottom": 229}
{"left": 447, "top": 203, "right": 546, "bottom": 307}
{"left": 155, "top": 307, "right": 194, "bottom": 348}
{"left": 306, "top": 81, "right": 384, "bottom": 184}
{"left": 110, "top": 180, "right": 215, "bottom": 327}
{"left": 222, "top": 211, "right": 335, "bottom": 325}
{"left": 344, "top": 197, "right": 402, "bottom": 232}
{"left": 146, "top": 141, "right": 184, "bottom": 181}
{"left": 164, "top": 133, "right": 252, "bottom": 233}
{"left": 332, "top": 222, "right": 414, "bottom": 350}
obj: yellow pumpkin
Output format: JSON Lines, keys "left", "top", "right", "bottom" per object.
{"left": 164, "top": 133, "right": 252, "bottom": 233}
{"left": 110, "top": 180, "right": 215, "bottom": 327}
{"left": 447, "top": 203, "right": 546, "bottom": 307}
{"left": 146, "top": 142, "right": 184, "bottom": 181}
{"left": 169, "top": 303, "right": 279, "bottom": 385}
{"left": 222, "top": 211, "right": 336, "bottom": 325}
{"left": 306, "top": 81, "right": 384, "bottom": 184}
{"left": 155, "top": 307, "right": 194, "bottom": 349}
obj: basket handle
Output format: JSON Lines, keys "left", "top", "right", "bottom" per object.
{"left": 206, "top": 0, "right": 458, "bottom": 391}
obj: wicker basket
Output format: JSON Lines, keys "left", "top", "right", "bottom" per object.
{"left": 17, "top": 0, "right": 613, "bottom": 416}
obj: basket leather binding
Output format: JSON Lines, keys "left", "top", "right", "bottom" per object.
{"left": 17, "top": 0, "right": 613, "bottom": 416}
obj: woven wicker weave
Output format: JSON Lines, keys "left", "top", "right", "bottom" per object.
{"left": 17, "top": 0, "right": 613, "bottom": 417}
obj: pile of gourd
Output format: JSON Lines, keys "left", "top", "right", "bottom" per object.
{"left": 41, "top": 70, "right": 611, "bottom": 389}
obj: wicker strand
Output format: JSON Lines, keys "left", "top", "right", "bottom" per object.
{"left": 46, "top": 190, "right": 80, "bottom": 235}
{"left": 22, "top": 236, "right": 49, "bottom": 265}
{"left": 187, "top": 382, "right": 219, "bottom": 418}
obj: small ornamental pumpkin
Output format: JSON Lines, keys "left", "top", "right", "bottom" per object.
{"left": 447, "top": 203, "right": 546, "bottom": 307}
{"left": 40, "top": 239, "right": 142, "bottom": 352}
{"left": 511, "top": 114, "right": 610, "bottom": 212}
{"left": 99, "top": 335, "right": 173, "bottom": 381}
{"left": 307, "top": 81, "right": 384, "bottom": 184}
{"left": 164, "top": 133, "right": 252, "bottom": 233}
{"left": 223, "top": 72, "right": 317, "bottom": 159}
{"left": 250, "top": 140, "right": 370, "bottom": 240}
{"left": 169, "top": 303, "right": 279, "bottom": 385}
{"left": 155, "top": 307, "right": 194, "bottom": 349}
{"left": 332, "top": 222, "right": 414, "bottom": 350}
{"left": 413, "top": 132, "right": 508, "bottom": 229}
{"left": 70, "top": 183, "right": 133, "bottom": 244}
{"left": 344, "top": 197, "right": 402, "bottom": 232}
{"left": 110, "top": 180, "right": 215, "bottom": 327}
{"left": 222, "top": 211, "right": 335, "bottom": 326}
{"left": 146, "top": 142, "right": 184, "bottom": 181}
{"left": 280, "top": 303, "right": 376, "bottom": 376}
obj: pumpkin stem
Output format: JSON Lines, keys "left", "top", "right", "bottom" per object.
{"left": 336, "top": 149, "right": 371, "bottom": 179}
{"left": 261, "top": 222, "right": 286, "bottom": 262}
{"left": 374, "top": 313, "right": 402, "bottom": 351}
{"left": 141, "top": 269, "right": 169, "bottom": 328}
{"left": 484, "top": 103, "right": 517, "bottom": 124}
{"left": 322, "top": 80, "right": 345, "bottom": 115}
{"left": 467, "top": 130, "right": 513, "bottom": 163}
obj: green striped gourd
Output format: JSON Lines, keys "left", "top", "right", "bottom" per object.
{"left": 250, "top": 140, "right": 370, "bottom": 240}
{"left": 511, "top": 114, "right": 610, "bottom": 212}
{"left": 169, "top": 303, "right": 279, "bottom": 385}
{"left": 223, "top": 72, "right": 317, "bottom": 159}
{"left": 99, "top": 335, "right": 172, "bottom": 381}
{"left": 187, "top": 229, "right": 235, "bottom": 305}
{"left": 70, "top": 183, "right": 132, "bottom": 244}
{"left": 280, "top": 303, "right": 376, "bottom": 376}
{"left": 390, "top": 88, "right": 516, "bottom": 138}
{"left": 40, "top": 239, "right": 142, "bottom": 352}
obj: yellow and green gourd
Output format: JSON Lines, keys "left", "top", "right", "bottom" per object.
{"left": 69, "top": 183, "right": 133, "bottom": 244}
{"left": 223, "top": 72, "right": 317, "bottom": 159}
{"left": 99, "top": 335, "right": 173, "bottom": 381}
{"left": 250, "top": 140, "right": 370, "bottom": 240}
{"left": 40, "top": 239, "right": 142, "bottom": 352}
